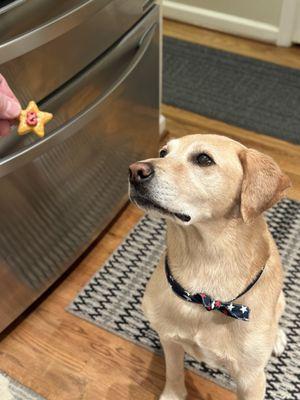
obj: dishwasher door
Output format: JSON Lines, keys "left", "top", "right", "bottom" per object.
{"left": 0, "top": 6, "right": 159, "bottom": 332}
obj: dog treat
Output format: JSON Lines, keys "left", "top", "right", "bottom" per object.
{"left": 18, "top": 101, "right": 53, "bottom": 138}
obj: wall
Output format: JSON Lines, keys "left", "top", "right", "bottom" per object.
{"left": 170, "top": 0, "right": 283, "bottom": 26}
{"left": 163, "top": 0, "right": 299, "bottom": 46}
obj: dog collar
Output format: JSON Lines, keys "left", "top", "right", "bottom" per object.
{"left": 165, "top": 256, "right": 265, "bottom": 321}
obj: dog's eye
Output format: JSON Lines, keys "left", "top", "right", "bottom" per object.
{"left": 195, "top": 153, "right": 215, "bottom": 166}
{"left": 159, "top": 149, "right": 168, "bottom": 158}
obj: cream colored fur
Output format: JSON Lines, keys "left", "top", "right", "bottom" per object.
{"left": 129, "top": 134, "right": 291, "bottom": 400}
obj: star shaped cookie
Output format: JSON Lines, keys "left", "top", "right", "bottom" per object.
{"left": 18, "top": 101, "right": 53, "bottom": 138}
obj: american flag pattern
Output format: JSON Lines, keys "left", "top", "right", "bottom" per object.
{"left": 165, "top": 257, "right": 265, "bottom": 321}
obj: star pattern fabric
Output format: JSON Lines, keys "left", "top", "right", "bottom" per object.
{"left": 165, "top": 257, "right": 265, "bottom": 321}
{"left": 18, "top": 101, "right": 53, "bottom": 138}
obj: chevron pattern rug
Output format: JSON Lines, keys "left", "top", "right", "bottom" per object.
{"left": 68, "top": 198, "right": 300, "bottom": 399}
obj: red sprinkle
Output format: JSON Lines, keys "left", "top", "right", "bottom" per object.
{"left": 26, "top": 111, "right": 38, "bottom": 126}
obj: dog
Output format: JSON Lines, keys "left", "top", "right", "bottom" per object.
{"left": 128, "top": 134, "right": 291, "bottom": 400}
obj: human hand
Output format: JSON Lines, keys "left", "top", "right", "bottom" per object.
{"left": 0, "top": 74, "right": 21, "bottom": 136}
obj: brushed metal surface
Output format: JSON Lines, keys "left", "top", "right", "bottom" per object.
{"left": 0, "top": 23, "right": 157, "bottom": 176}
{"left": 0, "top": 0, "right": 153, "bottom": 103}
{"left": 0, "top": 0, "right": 105, "bottom": 63}
{"left": 0, "top": 0, "right": 26, "bottom": 16}
{"left": 0, "top": 6, "right": 159, "bottom": 332}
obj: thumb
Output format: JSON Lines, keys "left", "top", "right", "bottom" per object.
{"left": 0, "top": 94, "right": 21, "bottom": 119}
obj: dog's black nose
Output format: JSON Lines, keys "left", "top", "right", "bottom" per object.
{"left": 129, "top": 162, "right": 154, "bottom": 184}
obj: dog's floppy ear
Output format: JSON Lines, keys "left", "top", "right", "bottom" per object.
{"left": 239, "top": 149, "right": 291, "bottom": 223}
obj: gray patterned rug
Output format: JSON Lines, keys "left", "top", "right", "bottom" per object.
{"left": 163, "top": 36, "right": 300, "bottom": 144}
{"left": 0, "top": 371, "right": 45, "bottom": 400}
{"left": 68, "top": 198, "right": 300, "bottom": 399}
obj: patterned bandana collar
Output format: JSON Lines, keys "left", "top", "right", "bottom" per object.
{"left": 165, "top": 257, "right": 265, "bottom": 321}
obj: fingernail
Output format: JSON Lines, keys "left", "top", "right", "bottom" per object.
{"left": 5, "top": 99, "right": 21, "bottom": 119}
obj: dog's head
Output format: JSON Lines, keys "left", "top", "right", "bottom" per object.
{"left": 129, "top": 134, "right": 291, "bottom": 225}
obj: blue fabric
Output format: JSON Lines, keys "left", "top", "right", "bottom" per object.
{"left": 165, "top": 257, "right": 265, "bottom": 321}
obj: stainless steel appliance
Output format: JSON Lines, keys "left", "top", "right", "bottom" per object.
{"left": 0, "top": 0, "right": 159, "bottom": 332}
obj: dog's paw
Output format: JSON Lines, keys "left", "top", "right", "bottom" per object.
{"left": 159, "top": 394, "right": 186, "bottom": 400}
{"left": 273, "top": 328, "right": 287, "bottom": 356}
{"left": 159, "top": 387, "right": 187, "bottom": 400}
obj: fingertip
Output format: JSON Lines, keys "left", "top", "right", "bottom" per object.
{"left": 8, "top": 99, "right": 21, "bottom": 118}
{"left": 0, "top": 97, "right": 21, "bottom": 119}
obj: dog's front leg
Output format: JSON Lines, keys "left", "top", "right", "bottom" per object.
{"left": 236, "top": 369, "right": 266, "bottom": 400}
{"left": 159, "top": 338, "right": 187, "bottom": 400}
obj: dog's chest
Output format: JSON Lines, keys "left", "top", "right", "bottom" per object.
{"left": 143, "top": 280, "right": 237, "bottom": 372}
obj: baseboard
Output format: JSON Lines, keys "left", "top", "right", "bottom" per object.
{"left": 163, "top": 0, "right": 279, "bottom": 44}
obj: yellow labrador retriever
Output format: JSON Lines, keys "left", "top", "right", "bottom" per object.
{"left": 128, "top": 134, "right": 291, "bottom": 400}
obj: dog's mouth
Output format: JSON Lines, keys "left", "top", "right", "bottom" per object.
{"left": 130, "top": 194, "right": 191, "bottom": 223}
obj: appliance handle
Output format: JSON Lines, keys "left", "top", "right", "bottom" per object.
{"left": 0, "top": 0, "right": 104, "bottom": 64}
{"left": 0, "top": 24, "right": 156, "bottom": 178}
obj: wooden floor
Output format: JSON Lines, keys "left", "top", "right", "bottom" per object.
{"left": 0, "top": 19, "right": 300, "bottom": 400}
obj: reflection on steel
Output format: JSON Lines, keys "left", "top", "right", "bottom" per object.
{"left": 0, "top": 5, "right": 159, "bottom": 332}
